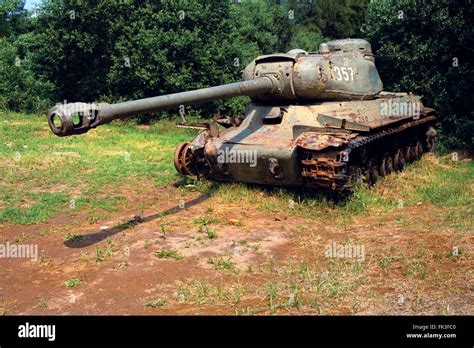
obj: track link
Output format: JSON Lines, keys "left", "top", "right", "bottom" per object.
{"left": 300, "top": 116, "right": 437, "bottom": 193}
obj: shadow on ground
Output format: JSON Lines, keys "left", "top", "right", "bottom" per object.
{"left": 64, "top": 193, "right": 210, "bottom": 248}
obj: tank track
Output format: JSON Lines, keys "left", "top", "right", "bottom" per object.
{"left": 300, "top": 116, "right": 437, "bottom": 193}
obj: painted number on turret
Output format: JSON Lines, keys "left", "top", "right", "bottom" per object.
{"left": 333, "top": 66, "right": 355, "bottom": 81}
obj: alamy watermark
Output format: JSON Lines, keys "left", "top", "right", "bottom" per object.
{"left": 380, "top": 99, "right": 421, "bottom": 119}
{"left": 18, "top": 322, "right": 55, "bottom": 341}
{"left": 0, "top": 242, "right": 38, "bottom": 261}
{"left": 53, "top": 100, "right": 97, "bottom": 120}
{"left": 217, "top": 148, "right": 257, "bottom": 168}
{"left": 324, "top": 241, "right": 365, "bottom": 262}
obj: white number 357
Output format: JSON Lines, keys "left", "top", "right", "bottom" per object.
{"left": 333, "top": 66, "right": 354, "bottom": 81}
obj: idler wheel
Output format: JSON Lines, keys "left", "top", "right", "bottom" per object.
{"left": 174, "top": 142, "right": 196, "bottom": 176}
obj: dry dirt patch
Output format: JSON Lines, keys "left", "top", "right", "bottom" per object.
{"left": 0, "top": 185, "right": 472, "bottom": 315}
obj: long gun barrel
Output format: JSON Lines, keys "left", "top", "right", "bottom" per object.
{"left": 48, "top": 77, "right": 275, "bottom": 137}
{"left": 49, "top": 42, "right": 384, "bottom": 137}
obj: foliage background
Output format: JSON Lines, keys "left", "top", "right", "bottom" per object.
{"left": 363, "top": 0, "right": 474, "bottom": 150}
{"left": 0, "top": 0, "right": 472, "bottom": 149}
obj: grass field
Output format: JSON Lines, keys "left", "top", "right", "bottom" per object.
{"left": 0, "top": 112, "right": 197, "bottom": 225}
{"left": 0, "top": 112, "right": 472, "bottom": 315}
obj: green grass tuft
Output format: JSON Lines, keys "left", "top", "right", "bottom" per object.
{"left": 64, "top": 278, "right": 82, "bottom": 288}
{"left": 154, "top": 248, "right": 183, "bottom": 260}
{"left": 145, "top": 299, "right": 167, "bottom": 307}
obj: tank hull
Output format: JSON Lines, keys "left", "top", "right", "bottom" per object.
{"left": 181, "top": 93, "right": 437, "bottom": 192}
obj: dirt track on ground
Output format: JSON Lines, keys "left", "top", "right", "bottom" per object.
{"left": 0, "top": 185, "right": 472, "bottom": 315}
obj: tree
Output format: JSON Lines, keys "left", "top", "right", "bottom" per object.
{"left": 0, "top": 0, "right": 29, "bottom": 39}
{"left": 26, "top": 0, "right": 291, "bottom": 118}
{"left": 283, "top": 0, "right": 369, "bottom": 49}
{"left": 0, "top": 38, "right": 53, "bottom": 112}
{"left": 30, "top": 1, "right": 116, "bottom": 102}
{"left": 363, "top": 0, "right": 474, "bottom": 149}
{"left": 0, "top": 0, "right": 52, "bottom": 112}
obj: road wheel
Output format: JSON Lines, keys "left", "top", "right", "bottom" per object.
{"left": 366, "top": 161, "right": 379, "bottom": 186}
{"left": 385, "top": 154, "right": 394, "bottom": 174}
{"left": 406, "top": 144, "right": 415, "bottom": 163}
{"left": 394, "top": 148, "right": 405, "bottom": 172}
{"left": 415, "top": 140, "right": 424, "bottom": 159}
{"left": 349, "top": 166, "right": 364, "bottom": 188}
{"left": 379, "top": 156, "right": 387, "bottom": 177}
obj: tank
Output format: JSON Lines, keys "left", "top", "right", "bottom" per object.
{"left": 48, "top": 38, "right": 437, "bottom": 194}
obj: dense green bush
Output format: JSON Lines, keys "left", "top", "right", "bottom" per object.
{"left": 0, "top": 0, "right": 53, "bottom": 112}
{"left": 23, "top": 0, "right": 291, "bottom": 119}
{"left": 1, "top": 0, "right": 367, "bottom": 118}
{"left": 0, "top": 0, "right": 29, "bottom": 39}
{"left": 284, "top": 0, "right": 368, "bottom": 40}
{"left": 0, "top": 38, "right": 53, "bottom": 112}
{"left": 363, "top": 0, "right": 474, "bottom": 150}
{"left": 1, "top": 0, "right": 471, "bottom": 149}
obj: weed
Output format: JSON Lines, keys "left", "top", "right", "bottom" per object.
{"left": 267, "top": 281, "right": 278, "bottom": 314}
{"left": 406, "top": 258, "right": 428, "bottom": 279}
{"left": 64, "top": 278, "right": 82, "bottom": 288}
{"left": 265, "top": 256, "right": 276, "bottom": 273}
{"left": 63, "top": 233, "right": 85, "bottom": 242}
{"left": 352, "top": 260, "right": 363, "bottom": 274}
{"left": 12, "top": 233, "right": 29, "bottom": 243}
{"left": 295, "top": 224, "right": 309, "bottom": 232}
{"left": 87, "top": 213, "right": 108, "bottom": 225}
{"left": 175, "top": 280, "right": 210, "bottom": 304}
{"left": 95, "top": 240, "right": 114, "bottom": 262}
{"left": 145, "top": 299, "right": 167, "bottom": 307}
{"left": 287, "top": 282, "right": 302, "bottom": 309}
{"left": 194, "top": 215, "right": 218, "bottom": 226}
{"left": 205, "top": 227, "right": 218, "bottom": 239}
{"left": 37, "top": 298, "right": 48, "bottom": 309}
{"left": 159, "top": 222, "right": 166, "bottom": 239}
{"left": 227, "top": 286, "right": 243, "bottom": 306}
{"left": 154, "top": 248, "right": 183, "bottom": 260}
{"left": 236, "top": 307, "right": 254, "bottom": 315}
{"left": 209, "top": 257, "right": 235, "bottom": 272}
{"left": 411, "top": 295, "right": 425, "bottom": 313}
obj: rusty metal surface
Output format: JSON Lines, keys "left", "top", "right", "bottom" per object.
{"left": 47, "top": 38, "right": 437, "bottom": 193}
{"left": 300, "top": 115, "right": 438, "bottom": 192}
{"left": 294, "top": 132, "right": 356, "bottom": 151}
